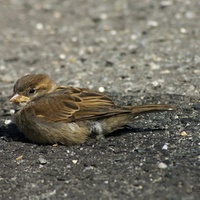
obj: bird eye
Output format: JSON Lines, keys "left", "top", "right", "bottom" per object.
{"left": 29, "top": 88, "right": 36, "bottom": 94}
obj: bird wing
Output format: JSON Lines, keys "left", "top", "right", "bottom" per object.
{"left": 25, "top": 87, "right": 129, "bottom": 122}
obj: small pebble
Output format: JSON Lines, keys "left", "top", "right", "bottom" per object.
{"left": 110, "top": 30, "right": 117, "bottom": 35}
{"left": 149, "top": 62, "right": 160, "bottom": 70}
{"left": 4, "top": 119, "right": 12, "bottom": 125}
{"left": 158, "top": 162, "right": 168, "bottom": 169}
{"left": 160, "top": 1, "right": 172, "bottom": 8}
{"left": 130, "top": 34, "right": 137, "bottom": 40}
{"left": 128, "top": 45, "right": 138, "bottom": 52}
{"left": 180, "top": 28, "right": 187, "bottom": 33}
{"left": 1, "top": 74, "right": 13, "bottom": 83}
{"left": 192, "top": 104, "right": 200, "bottom": 110}
{"left": 38, "top": 157, "right": 47, "bottom": 165}
{"left": 68, "top": 56, "right": 77, "bottom": 63}
{"left": 160, "top": 70, "right": 171, "bottom": 74}
{"left": 66, "top": 150, "right": 70, "bottom": 154}
{"left": 83, "top": 166, "right": 94, "bottom": 172}
{"left": 71, "top": 37, "right": 78, "bottom": 42}
{"left": 67, "top": 165, "right": 71, "bottom": 169}
{"left": 147, "top": 20, "right": 159, "bottom": 27}
{"left": 59, "top": 54, "right": 66, "bottom": 60}
{"left": 0, "top": 65, "right": 6, "bottom": 70}
{"left": 152, "top": 56, "right": 162, "bottom": 62}
{"left": 36, "top": 23, "right": 44, "bottom": 30}
{"left": 185, "top": 11, "right": 195, "bottom": 19}
{"left": 138, "top": 185, "right": 143, "bottom": 189}
{"left": 95, "top": 37, "right": 107, "bottom": 43}
{"left": 100, "top": 13, "right": 107, "bottom": 20}
{"left": 194, "top": 69, "right": 200, "bottom": 75}
{"left": 72, "top": 160, "right": 78, "bottom": 164}
{"left": 180, "top": 131, "right": 188, "bottom": 136}
{"left": 98, "top": 87, "right": 105, "bottom": 93}
{"left": 152, "top": 81, "right": 159, "bottom": 87}
{"left": 54, "top": 11, "right": 61, "bottom": 19}
{"left": 16, "top": 155, "right": 23, "bottom": 161}
{"left": 162, "top": 144, "right": 168, "bottom": 150}
{"left": 10, "top": 109, "right": 15, "bottom": 115}
{"left": 87, "top": 46, "right": 94, "bottom": 54}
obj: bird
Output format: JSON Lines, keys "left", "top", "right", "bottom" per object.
{"left": 10, "top": 74, "right": 175, "bottom": 145}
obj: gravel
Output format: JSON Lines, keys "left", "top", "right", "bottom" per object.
{"left": 0, "top": 0, "right": 200, "bottom": 199}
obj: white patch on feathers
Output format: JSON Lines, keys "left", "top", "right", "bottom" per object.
{"left": 91, "top": 122, "right": 103, "bottom": 134}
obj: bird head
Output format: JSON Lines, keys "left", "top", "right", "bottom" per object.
{"left": 10, "top": 74, "right": 58, "bottom": 104}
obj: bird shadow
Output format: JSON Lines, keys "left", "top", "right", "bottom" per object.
{"left": 85, "top": 125, "right": 167, "bottom": 146}
{"left": 0, "top": 123, "right": 26, "bottom": 142}
{"left": 106, "top": 125, "right": 166, "bottom": 138}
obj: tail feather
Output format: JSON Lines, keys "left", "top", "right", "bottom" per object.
{"left": 129, "top": 104, "right": 175, "bottom": 115}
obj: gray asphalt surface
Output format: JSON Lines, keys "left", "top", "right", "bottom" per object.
{"left": 0, "top": 0, "right": 200, "bottom": 199}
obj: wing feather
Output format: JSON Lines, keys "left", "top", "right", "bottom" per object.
{"left": 25, "top": 87, "right": 129, "bottom": 122}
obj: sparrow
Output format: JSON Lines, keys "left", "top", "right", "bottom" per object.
{"left": 10, "top": 74, "right": 175, "bottom": 145}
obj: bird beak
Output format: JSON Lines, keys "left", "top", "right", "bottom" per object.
{"left": 10, "top": 93, "right": 30, "bottom": 103}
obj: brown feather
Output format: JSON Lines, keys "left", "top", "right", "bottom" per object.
{"left": 24, "top": 86, "right": 174, "bottom": 123}
{"left": 24, "top": 86, "right": 125, "bottom": 122}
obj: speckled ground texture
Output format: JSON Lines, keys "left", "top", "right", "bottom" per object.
{"left": 0, "top": 0, "right": 200, "bottom": 199}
